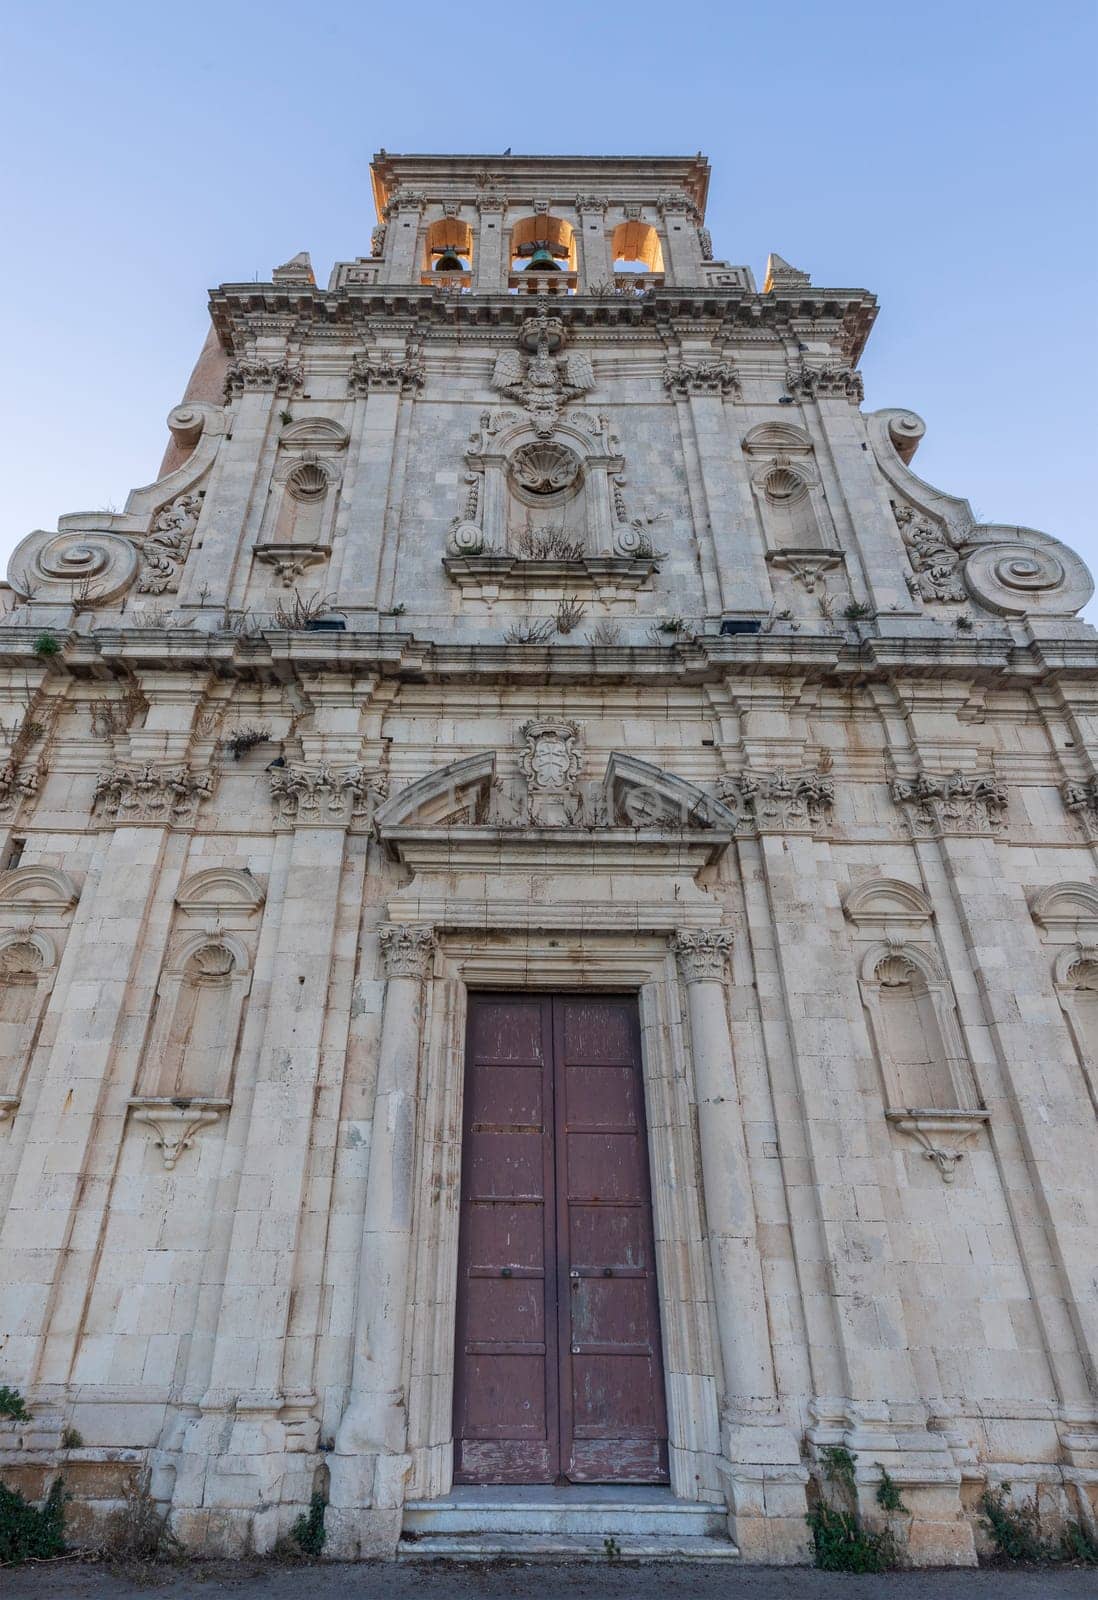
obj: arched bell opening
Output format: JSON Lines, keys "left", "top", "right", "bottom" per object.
{"left": 509, "top": 215, "right": 577, "bottom": 294}
{"left": 423, "top": 217, "right": 474, "bottom": 286}
{"left": 611, "top": 219, "right": 664, "bottom": 274}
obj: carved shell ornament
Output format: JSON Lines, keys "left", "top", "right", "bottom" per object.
{"left": 7, "top": 527, "right": 139, "bottom": 605}
{"left": 285, "top": 461, "right": 330, "bottom": 502}
{"left": 509, "top": 441, "right": 581, "bottom": 497}
{"left": 763, "top": 462, "right": 810, "bottom": 505}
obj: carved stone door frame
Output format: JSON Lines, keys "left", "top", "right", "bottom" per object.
{"left": 402, "top": 931, "right": 725, "bottom": 1506}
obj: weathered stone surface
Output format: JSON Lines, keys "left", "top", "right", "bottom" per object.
{"left": 0, "top": 150, "right": 1095, "bottom": 1568}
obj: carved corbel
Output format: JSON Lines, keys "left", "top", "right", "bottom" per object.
{"left": 128, "top": 1097, "right": 230, "bottom": 1170}
{"left": 884, "top": 1109, "right": 990, "bottom": 1184}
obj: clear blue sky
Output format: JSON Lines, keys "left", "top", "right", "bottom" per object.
{"left": 2, "top": 1, "right": 1096, "bottom": 611}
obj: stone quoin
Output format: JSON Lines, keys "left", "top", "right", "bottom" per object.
{"left": 0, "top": 151, "right": 1095, "bottom": 1566}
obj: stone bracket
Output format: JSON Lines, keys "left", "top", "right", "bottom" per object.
{"left": 128, "top": 1097, "right": 230, "bottom": 1170}
{"left": 885, "top": 1109, "right": 990, "bottom": 1183}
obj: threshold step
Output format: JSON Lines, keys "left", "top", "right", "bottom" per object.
{"left": 398, "top": 1532, "right": 740, "bottom": 1563}
{"left": 403, "top": 1485, "right": 726, "bottom": 1539}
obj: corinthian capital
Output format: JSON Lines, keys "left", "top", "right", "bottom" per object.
{"left": 378, "top": 923, "right": 436, "bottom": 981}
{"left": 671, "top": 928, "right": 733, "bottom": 984}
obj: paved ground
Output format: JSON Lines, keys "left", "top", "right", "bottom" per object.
{"left": 3, "top": 1561, "right": 1095, "bottom": 1598}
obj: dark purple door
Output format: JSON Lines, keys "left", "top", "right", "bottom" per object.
{"left": 454, "top": 994, "right": 668, "bottom": 1484}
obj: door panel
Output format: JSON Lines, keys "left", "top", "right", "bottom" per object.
{"left": 454, "top": 993, "right": 668, "bottom": 1485}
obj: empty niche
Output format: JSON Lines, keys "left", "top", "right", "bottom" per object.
{"left": 259, "top": 417, "right": 349, "bottom": 556}
{"left": 743, "top": 423, "right": 832, "bottom": 550}
{"left": 0, "top": 934, "right": 54, "bottom": 1103}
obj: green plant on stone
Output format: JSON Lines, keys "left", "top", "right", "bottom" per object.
{"left": 604, "top": 1534, "right": 622, "bottom": 1564}
{"left": 806, "top": 1444, "right": 898, "bottom": 1574}
{"left": 60, "top": 1426, "right": 83, "bottom": 1450}
{"left": 842, "top": 601, "right": 872, "bottom": 621}
{"left": 0, "top": 1475, "right": 67, "bottom": 1564}
{"left": 806, "top": 1502, "right": 895, "bottom": 1574}
{"left": 977, "top": 1483, "right": 1097, "bottom": 1566}
{"left": 290, "top": 1491, "right": 327, "bottom": 1557}
{"left": 875, "top": 1464, "right": 909, "bottom": 1514}
{"left": 0, "top": 1387, "right": 30, "bottom": 1421}
{"left": 32, "top": 633, "right": 60, "bottom": 659}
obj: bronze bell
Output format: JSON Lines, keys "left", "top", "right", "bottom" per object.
{"left": 434, "top": 247, "right": 466, "bottom": 272}
{"left": 525, "top": 245, "right": 561, "bottom": 271}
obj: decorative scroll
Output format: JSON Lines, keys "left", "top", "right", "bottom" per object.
{"left": 138, "top": 492, "right": 204, "bottom": 594}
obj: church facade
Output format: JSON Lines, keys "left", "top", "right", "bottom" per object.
{"left": 0, "top": 151, "right": 1095, "bottom": 1566}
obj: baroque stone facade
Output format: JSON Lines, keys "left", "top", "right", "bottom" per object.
{"left": 0, "top": 151, "right": 1096, "bottom": 1567}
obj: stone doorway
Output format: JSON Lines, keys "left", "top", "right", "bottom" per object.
{"left": 452, "top": 992, "right": 669, "bottom": 1485}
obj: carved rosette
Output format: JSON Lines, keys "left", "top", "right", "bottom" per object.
{"left": 223, "top": 358, "right": 304, "bottom": 399}
{"left": 138, "top": 491, "right": 204, "bottom": 595}
{"left": 663, "top": 361, "right": 740, "bottom": 397}
{"left": 889, "top": 770, "right": 1007, "bottom": 837}
{"left": 718, "top": 767, "right": 835, "bottom": 834}
{"left": 348, "top": 351, "right": 426, "bottom": 396}
{"left": 785, "top": 362, "right": 864, "bottom": 403}
{"left": 672, "top": 928, "right": 734, "bottom": 984}
{"left": 268, "top": 763, "right": 388, "bottom": 828}
{"left": 93, "top": 765, "right": 217, "bottom": 827}
{"left": 378, "top": 922, "right": 436, "bottom": 981}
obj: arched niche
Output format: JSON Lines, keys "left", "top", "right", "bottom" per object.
{"left": 257, "top": 418, "right": 349, "bottom": 562}
{"left": 467, "top": 411, "right": 623, "bottom": 557}
{"left": 0, "top": 866, "right": 78, "bottom": 914}
{"left": 0, "top": 930, "right": 57, "bottom": 1106}
{"left": 858, "top": 941, "right": 978, "bottom": 1112}
{"left": 137, "top": 931, "right": 253, "bottom": 1101}
{"left": 1052, "top": 946, "right": 1098, "bottom": 1117}
{"left": 742, "top": 423, "right": 833, "bottom": 554}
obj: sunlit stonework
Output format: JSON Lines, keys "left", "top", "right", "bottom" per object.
{"left": 0, "top": 151, "right": 1095, "bottom": 1569}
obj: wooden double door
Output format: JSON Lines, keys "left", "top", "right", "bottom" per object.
{"left": 453, "top": 993, "right": 669, "bottom": 1484}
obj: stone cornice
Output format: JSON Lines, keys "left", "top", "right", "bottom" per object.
{"left": 4, "top": 626, "right": 1096, "bottom": 692}
{"left": 208, "top": 284, "right": 878, "bottom": 363}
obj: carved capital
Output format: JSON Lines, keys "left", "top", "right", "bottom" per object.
{"left": 224, "top": 357, "right": 304, "bottom": 399}
{"left": 268, "top": 763, "right": 388, "bottom": 828}
{"left": 784, "top": 361, "right": 864, "bottom": 404}
{"left": 348, "top": 350, "right": 426, "bottom": 396}
{"left": 1061, "top": 776, "right": 1098, "bottom": 838}
{"left": 889, "top": 769, "right": 1007, "bottom": 838}
{"left": 575, "top": 193, "right": 609, "bottom": 214}
{"left": 656, "top": 189, "right": 700, "bottom": 221}
{"left": 381, "top": 187, "right": 426, "bottom": 219}
{"left": 672, "top": 928, "right": 733, "bottom": 984}
{"left": 0, "top": 761, "right": 41, "bottom": 823}
{"left": 663, "top": 360, "right": 740, "bottom": 398}
{"left": 718, "top": 766, "right": 835, "bottom": 834}
{"left": 379, "top": 922, "right": 436, "bottom": 981}
{"left": 93, "top": 764, "right": 217, "bottom": 827}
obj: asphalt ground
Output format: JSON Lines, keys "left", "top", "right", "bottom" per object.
{"left": 2, "top": 1558, "right": 1094, "bottom": 1598}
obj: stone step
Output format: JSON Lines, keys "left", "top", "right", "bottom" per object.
{"left": 398, "top": 1533, "right": 740, "bottom": 1563}
{"left": 403, "top": 1487, "right": 727, "bottom": 1539}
